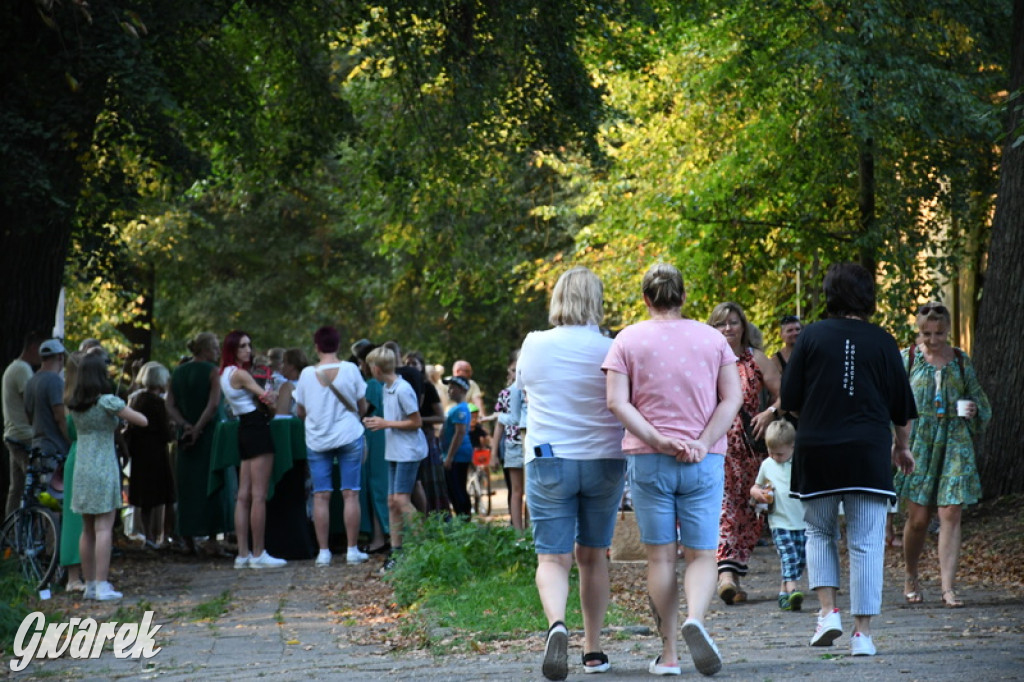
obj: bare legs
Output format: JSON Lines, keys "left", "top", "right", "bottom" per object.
{"left": 387, "top": 492, "right": 416, "bottom": 550}
{"left": 903, "top": 501, "right": 964, "bottom": 604}
{"left": 646, "top": 544, "right": 717, "bottom": 666}
{"left": 507, "top": 467, "right": 525, "bottom": 532}
{"left": 235, "top": 452, "right": 273, "bottom": 557}
{"left": 535, "top": 546, "right": 610, "bottom": 656}
{"left": 79, "top": 511, "right": 116, "bottom": 583}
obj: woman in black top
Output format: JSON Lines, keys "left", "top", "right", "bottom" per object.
{"left": 781, "top": 263, "right": 916, "bottom": 657}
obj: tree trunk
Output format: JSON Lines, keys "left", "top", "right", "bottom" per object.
{"left": 858, "top": 139, "right": 878, "bottom": 276}
{"left": 973, "top": 0, "right": 1024, "bottom": 496}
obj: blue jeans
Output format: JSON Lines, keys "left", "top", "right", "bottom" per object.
{"left": 307, "top": 437, "right": 364, "bottom": 493}
{"left": 629, "top": 453, "right": 724, "bottom": 549}
{"left": 526, "top": 457, "right": 626, "bottom": 555}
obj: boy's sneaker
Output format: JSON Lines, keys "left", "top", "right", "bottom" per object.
{"left": 681, "top": 618, "right": 723, "bottom": 676}
{"left": 778, "top": 592, "right": 792, "bottom": 611}
{"left": 850, "top": 632, "right": 876, "bottom": 656}
{"left": 234, "top": 553, "right": 252, "bottom": 569}
{"left": 810, "top": 608, "right": 842, "bottom": 647}
{"left": 315, "top": 549, "right": 332, "bottom": 567}
{"left": 249, "top": 551, "right": 287, "bottom": 569}
{"left": 380, "top": 556, "right": 398, "bottom": 574}
{"left": 93, "top": 581, "right": 123, "bottom": 601}
{"left": 787, "top": 591, "right": 804, "bottom": 611}
{"left": 346, "top": 547, "right": 369, "bottom": 564}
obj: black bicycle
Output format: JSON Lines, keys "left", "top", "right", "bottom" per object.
{"left": 0, "top": 442, "right": 63, "bottom": 592}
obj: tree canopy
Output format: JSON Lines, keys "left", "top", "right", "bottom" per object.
{"left": 3, "top": 0, "right": 1020, "bottom": 489}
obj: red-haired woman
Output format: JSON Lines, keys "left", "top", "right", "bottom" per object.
{"left": 220, "top": 330, "right": 286, "bottom": 569}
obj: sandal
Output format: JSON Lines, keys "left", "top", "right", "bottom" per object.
{"left": 905, "top": 576, "right": 923, "bottom": 604}
{"left": 582, "top": 651, "right": 610, "bottom": 674}
{"left": 942, "top": 590, "right": 964, "bottom": 608}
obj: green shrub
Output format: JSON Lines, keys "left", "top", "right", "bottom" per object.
{"left": 386, "top": 515, "right": 535, "bottom": 607}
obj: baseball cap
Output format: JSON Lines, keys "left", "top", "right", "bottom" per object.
{"left": 39, "top": 339, "right": 66, "bottom": 357}
{"left": 442, "top": 376, "right": 470, "bottom": 392}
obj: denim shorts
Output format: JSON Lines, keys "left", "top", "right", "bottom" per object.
{"left": 629, "top": 453, "right": 724, "bottom": 550}
{"left": 307, "top": 436, "right": 364, "bottom": 493}
{"left": 388, "top": 460, "right": 420, "bottom": 496}
{"left": 526, "top": 457, "right": 626, "bottom": 555}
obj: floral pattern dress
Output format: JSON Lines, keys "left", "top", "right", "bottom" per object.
{"left": 70, "top": 394, "right": 125, "bottom": 515}
{"left": 716, "top": 348, "right": 766, "bottom": 576}
{"left": 894, "top": 347, "right": 991, "bottom": 507}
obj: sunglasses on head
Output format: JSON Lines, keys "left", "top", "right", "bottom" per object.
{"left": 918, "top": 303, "right": 948, "bottom": 316}
{"left": 780, "top": 315, "right": 800, "bottom": 325}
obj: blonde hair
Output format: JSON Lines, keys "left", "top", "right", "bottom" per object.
{"left": 137, "top": 361, "right": 170, "bottom": 390}
{"left": 916, "top": 301, "right": 951, "bottom": 329}
{"left": 187, "top": 332, "right": 218, "bottom": 357}
{"left": 366, "top": 346, "right": 396, "bottom": 373}
{"left": 765, "top": 419, "right": 796, "bottom": 450}
{"left": 549, "top": 266, "right": 604, "bottom": 327}
{"left": 708, "top": 302, "right": 758, "bottom": 350}
{"left": 641, "top": 263, "right": 685, "bottom": 311}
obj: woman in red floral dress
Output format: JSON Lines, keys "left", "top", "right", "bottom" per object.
{"left": 708, "top": 302, "right": 782, "bottom": 604}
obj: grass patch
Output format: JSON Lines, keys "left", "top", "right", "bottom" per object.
{"left": 189, "top": 590, "right": 232, "bottom": 622}
{"left": 0, "top": 557, "right": 62, "bottom": 658}
{"left": 111, "top": 599, "right": 154, "bottom": 623}
{"left": 385, "top": 515, "right": 639, "bottom": 648}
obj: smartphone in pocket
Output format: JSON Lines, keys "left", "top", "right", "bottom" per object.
{"left": 534, "top": 443, "right": 554, "bottom": 458}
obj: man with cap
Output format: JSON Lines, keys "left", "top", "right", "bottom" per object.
{"left": 23, "top": 339, "right": 71, "bottom": 481}
{"left": 3, "top": 331, "right": 44, "bottom": 516}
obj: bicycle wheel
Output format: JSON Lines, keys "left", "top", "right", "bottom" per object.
{"left": 0, "top": 513, "right": 16, "bottom": 560}
{"left": 14, "top": 508, "right": 60, "bottom": 592}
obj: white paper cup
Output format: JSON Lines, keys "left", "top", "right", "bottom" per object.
{"left": 956, "top": 400, "right": 971, "bottom": 417}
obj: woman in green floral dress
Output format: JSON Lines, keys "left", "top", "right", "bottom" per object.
{"left": 895, "top": 303, "right": 991, "bottom": 608}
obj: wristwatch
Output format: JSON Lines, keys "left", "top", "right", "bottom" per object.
{"left": 768, "top": 406, "right": 778, "bottom": 415}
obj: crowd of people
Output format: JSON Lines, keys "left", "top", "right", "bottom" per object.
{"left": 0, "top": 261, "right": 991, "bottom": 679}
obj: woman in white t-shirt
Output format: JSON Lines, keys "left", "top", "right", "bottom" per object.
{"left": 517, "top": 266, "right": 626, "bottom": 680}
{"left": 604, "top": 263, "right": 742, "bottom": 677}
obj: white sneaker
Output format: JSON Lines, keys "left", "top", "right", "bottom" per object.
{"left": 249, "top": 551, "right": 287, "bottom": 569}
{"left": 648, "top": 655, "right": 681, "bottom": 676}
{"left": 681, "top": 619, "right": 722, "bottom": 676}
{"left": 83, "top": 581, "right": 96, "bottom": 600}
{"left": 850, "top": 632, "right": 876, "bottom": 656}
{"left": 315, "top": 549, "right": 332, "bottom": 567}
{"left": 234, "top": 554, "right": 252, "bottom": 569}
{"left": 93, "top": 581, "right": 123, "bottom": 601}
{"left": 346, "top": 547, "right": 369, "bottom": 564}
{"left": 810, "top": 608, "right": 843, "bottom": 647}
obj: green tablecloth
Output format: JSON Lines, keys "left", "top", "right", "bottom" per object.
{"left": 209, "top": 417, "right": 306, "bottom": 500}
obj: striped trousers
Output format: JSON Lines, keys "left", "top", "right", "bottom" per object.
{"left": 803, "top": 493, "right": 888, "bottom": 616}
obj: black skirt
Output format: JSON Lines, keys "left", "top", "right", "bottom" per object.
{"left": 237, "top": 411, "right": 274, "bottom": 459}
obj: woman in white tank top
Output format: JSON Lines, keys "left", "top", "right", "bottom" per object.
{"left": 219, "top": 331, "right": 287, "bottom": 570}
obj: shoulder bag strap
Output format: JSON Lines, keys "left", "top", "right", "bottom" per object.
{"left": 315, "top": 366, "right": 358, "bottom": 414}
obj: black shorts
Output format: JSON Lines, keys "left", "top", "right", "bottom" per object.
{"left": 237, "top": 411, "right": 274, "bottom": 460}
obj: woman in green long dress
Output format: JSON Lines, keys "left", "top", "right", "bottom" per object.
{"left": 59, "top": 351, "right": 86, "bottom": 590}
{"left": 166, "top": 333, "right": 233, "bottom": 548}
{"left": 895, "top": 303, "right": 991, "bottom": 608}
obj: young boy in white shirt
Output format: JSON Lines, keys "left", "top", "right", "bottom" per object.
{"left": 362, "top": 346, "right": 427, "bottom": 571}
{"left": 750, "top": 419, "right": 806, "bottom": 611}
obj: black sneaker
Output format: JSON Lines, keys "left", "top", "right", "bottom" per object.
{"left": 380, "top": 556, "right": 397, "bottom": 574}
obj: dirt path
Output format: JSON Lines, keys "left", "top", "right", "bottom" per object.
{"left": 11, "top": 527, "right": 1024, "bottom": 681}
